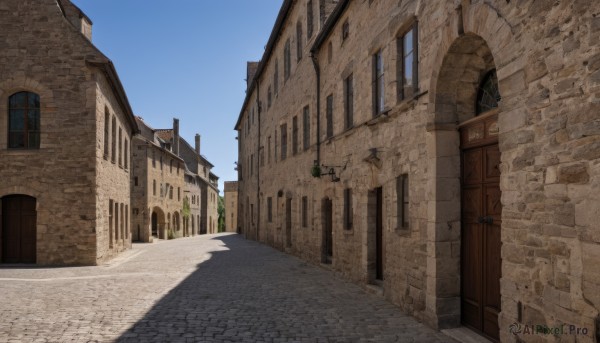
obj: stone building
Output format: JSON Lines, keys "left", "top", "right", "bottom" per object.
{"left": 131, "top": 117, "right": 188, "bottom": 241}
{"left": 177, "top": 133, "right": 220, "bottom": 235}
{"left": 235, "top": 0, "right": 600, "bottom": 342}
{"left": 0, "top": 0, "right": 138, "bottom": 265}
{"left": 224, "top": 181, "right": 239, "bottom": 233}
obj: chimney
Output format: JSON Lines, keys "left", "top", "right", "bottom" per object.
{"left": 195, "top": 134, "right": 201, "bottom": 154}
{"left": 173, "top": 118, "right": 179, "bottom": 155}
{"left": 246, "top": 61, "right": 259, "bottom": 89}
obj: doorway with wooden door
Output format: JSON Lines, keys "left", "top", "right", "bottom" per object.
{"left": 367, "top": 187, "right": 384, "bottom": 285}
{"left": 460, "top": 70, "right": 502, "bottom": 342}
{"left": 1, "top": 195, "right": 37, "bottom": 264}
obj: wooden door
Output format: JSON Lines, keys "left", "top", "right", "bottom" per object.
{"left": 2, "top": 195, "right": 37, "bottom": 264}
{"left": 322, "top": 198, "right": 333, "bottom": 263}
{"left": 460, "top": 114, "right": 502, "bottom": 342}
{"left": 375, "top": 187, "right": 383, "bottom": 281}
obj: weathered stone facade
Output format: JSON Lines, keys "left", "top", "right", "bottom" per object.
{"left": 130, "top": 117, "right": 216, "bottom": 241}
{"left": 236, "top": 0, "right": 600, "bottom": 342}
{"left": 0, "top": 0, "right": 137, "bottom": 265}
{"left": 224, "top": 181, "right": 238, "bottom": 233}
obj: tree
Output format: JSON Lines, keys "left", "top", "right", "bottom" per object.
{"left": 218, "top": 195, "right": 225, "bottom": 232}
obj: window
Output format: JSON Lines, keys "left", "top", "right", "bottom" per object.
{"left": 307, "top": 0, "right": 314, "bottom": 38}
{"left": 476, "top": 69, "right": 500, "bottom": 115}
{"left": 8, "top": 92, "right": 40, "bottom": 149}
{"left": 398, "top": 23, "right": 419, "bottom": 100}
{"left": 284, "top": 39, "right": 291, "bottom": 81}
{"left": 292, "top": 116, "right": 298, "bottom": 155}
{"left": 274, "top": 130, "right": 278, "bottom": 162}
{"left": 153, "top": 180, "right": 156, "bottom": 196}
{"left": 342, "top": 20, "right": 349, "bottom": 41}
{"left": 124, "top": 138, "right": 128, "bottom": 170}
{"left": 268, "top": 136, "right": 272, "bottom": 163}
{"left": 344, "top": 74, "right": 354, "bottom": 129}
{"left": 303, "top": 106, "right": 310, "bottom": 151}
{"left": 178, "top": 187, "right": 181, "bottom": 201}
{"left": 109, "top": 199, "right": 114, "bottom": 248}
{"left": 302, "top": 196, "right": 308, "bottom": 227}
{"left": 397, "top": 174, "right": 409, "bottom": 229}
{"left": 169, "top": 186, "right": 173, "bottom": 200}
{"left": 280, "top": 123, "right": 287, "bottom": 160}
{"left": 343, "top": 188, "right": 353, "bottom": 230}
{"left": 111, "top": 116, "right": 116, "bottom": 163}
{"left": 250, "top": 153, "right": 254, "bottom": 176}
{"left": 170, "top": 159, "right": 173, "bottom": 173}
{"left": 134, "top": 176, "right": 138, "bottom": 186}
{"left": 118, "top": 128, "right": 122, "bottom": 167}
{"left": 177, "top": 162, "right": 180, "bottom": 175}
{"left": 274, "top": 60, "right": 279, "bottom": 95}
{"left": 373, "top": 50, "right": 385, "bottom": 116}
{"left": 267, "top": 197, "right": 273, "bottom": 222}
{"left": 103, "top": 108, "right": 109, "bottom": 158}
{"left": 326, "top": 94, "right": 333, "bottom": 138}
{"left": 160, "top": 156, "right": 163, "bottom": 170}
{"left": 114, "top": 201, "right": 119, "bottom": 240}
{"left": 268, "top": 85, "right": 272, "bottom": 108}
{"left": 296, "top": 21, "right": 303, "bottom": 61}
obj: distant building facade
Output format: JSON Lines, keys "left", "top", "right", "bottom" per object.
{"left": 235, "top": 1, "right": 600, "bottom": 342}
{"left": 224, "top": 181, "right": 238, "bottom": 233}
{"left": 0, "top": 0, "right": 138, "bottom": 265}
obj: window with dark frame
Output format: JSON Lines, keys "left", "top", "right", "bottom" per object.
{"left": 284, "top": 39, "right": 291, "bottom": 81}
{"left": 302, "top": 196, "right": 308, "bottom": 227}
{"left": 303, "top": 106, "right": 310, "bottom": 151}
{"left": 103, "top": 108, "right": 109, "bottom": 158}
{"left": 307, "top": 0, "right": 314, "bottom": 38}
{"left": 397, "top": 23, "right": 419, "bottom": 101}
{"left": 8, "top": 92, "right": 40, "bottom": 149}
{"left": 268, "top": 136, "right": 272, "bottom": 163}
{"left": 118, "top": 127, "right": 122, "bottom": 167}
{"left": 153, "top": 180, "right": 156, "bottom": 196}
{"left": 124, "top": 138, "right": 128, "bottom": 170}
{"left": 344, "top": 74, "right": 354, "bottom": 129}
{"left": 274, "top": 60, "right": 279, "bottom": 95}
{"left": 134, "top": 176, "right": 138, "bottom": 186}
{"left": 373, "top": 50, "right": 385, "bottom": 116}
{"left": 342, "top": 20, "right": 349, "bottom": 41}
{"left": 267, "top": 197, "right": 273, "bottom": 222}
{"left": 326, "top": 94, "right": 333, "bottom": 138}
{"left": 281, "top": 123, "right": 287, "bottom": 160}
{"left": 292, "top": 116, "right": 298, "bottom": 155}
{"left": 111, "top": 116, "right": 116, "bottom": 163}
{"left": 268, "top": 85, "right": 272, "bottom": 108}
{"left": 397, "top": 174, "right": 409, "bottom": 229}
{"left": 343, "top": 188, "right": 353, "bottom": 230}
{"left": 296, "top": 21, "right": 303, "bottom": 61}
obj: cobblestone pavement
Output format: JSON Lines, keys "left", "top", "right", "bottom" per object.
{"left": 0, "top": 234, "right": 455, "bottom": 342}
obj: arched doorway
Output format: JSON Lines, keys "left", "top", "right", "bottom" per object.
{"left": 1, "top": 195, "right": 37, "bottom": 263}
{"left": 432, "top": 34, "right": 502, "bottom": 341}
{"left": 151, "top": 207, "right": 166, "bottom": 240}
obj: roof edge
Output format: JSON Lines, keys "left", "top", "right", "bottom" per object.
{"left": 234, "top": 0, "right": 294, "bottom": 131}
{"left": 310, "top": 0, "right": 351, "bottom": 54}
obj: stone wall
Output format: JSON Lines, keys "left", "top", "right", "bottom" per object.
{"left": 0, "top": 0, "right": 136, "bottom": 265}
{"left": 237, "top": 0, "right": 600, "bottom": 342}
{"left": 224, "top": 181, "right": 238, "bottom": 233}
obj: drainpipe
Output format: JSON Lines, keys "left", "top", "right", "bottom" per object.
{"left": 255, "top": 79, "right": 261, "bottom": 242}
{"left": 310, "top": 53, "right": 321, "bottom": 165}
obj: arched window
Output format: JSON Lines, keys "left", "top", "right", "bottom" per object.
{"left": 8, "top": 92, "right": 40, "bottom": 149}
{"left": 476, "top": 69, "right": 501, "bottom": 115}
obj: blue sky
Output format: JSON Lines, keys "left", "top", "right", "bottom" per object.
{"left": 72, "top": 0, "right": 283, "bottom": 194}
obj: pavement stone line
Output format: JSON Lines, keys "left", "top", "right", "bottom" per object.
{"left": 0, "top": 233, "right": 457, "bottom": 342}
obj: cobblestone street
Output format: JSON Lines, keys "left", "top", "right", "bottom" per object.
{"left": 0, "top": 234, "right": 454, "bottom": 342}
